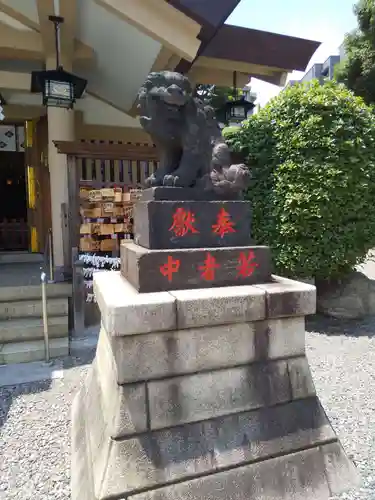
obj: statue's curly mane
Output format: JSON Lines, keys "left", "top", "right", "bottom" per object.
{"left": 137, "top": 72, "right": 218, "bottom": 144}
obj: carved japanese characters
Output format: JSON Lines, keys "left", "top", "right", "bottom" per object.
{"left": 137, "top": 71, "right": 251, "bottom": 198}
{"left": 159, "top": 204, "right": 259, "bottom": 284}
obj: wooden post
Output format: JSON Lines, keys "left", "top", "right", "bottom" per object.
{"left": 72, "top": 246, "right": 85, "bottom": 336}
{"left": 61, "top": 203, "right": 70, "bottom": 277}
{"left": 66, "top": 154, "right": 80, "bottom": 277}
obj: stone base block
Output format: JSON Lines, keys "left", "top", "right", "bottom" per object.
{"left": 134, "top": 199, "right": 252, "bottom": 249}
{"left": 105, "top": 316, "right": 306, "bottom": 384}
{"left": 72, "top": 351, "right": 359, "bottom": 500}
{"left": 130, "top": 442, "right": 358, "bottom": 500}
{"left": 72, "top": 274, "right": 360, "bottom": 499}
{"left": 121, "top": 241, "right": 272, "bottom": 292}
{"left": 93, "top": 272, "right": 316, "bottom": 337}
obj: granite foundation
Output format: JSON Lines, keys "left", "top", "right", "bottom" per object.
{"left": 71, "top": 270, "right": 360, "bottom": 500}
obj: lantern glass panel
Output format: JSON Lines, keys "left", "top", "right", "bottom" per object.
{"left": 44, "top": 79, "right": 74, "bottom": 108}
{"left": 231, "top": 105, "right": 246, "bottom": 119}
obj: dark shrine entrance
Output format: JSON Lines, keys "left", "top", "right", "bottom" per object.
{"left": 0, "top": 124, "right": 28, "bottom": 251}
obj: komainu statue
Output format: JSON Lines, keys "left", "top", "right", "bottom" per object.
{"left": 137, "top": 71, "right": 250, "bottom": 198}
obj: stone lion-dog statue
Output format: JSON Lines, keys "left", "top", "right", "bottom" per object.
{"left": 137, "top": 71, "right": 250, "bottom": 198}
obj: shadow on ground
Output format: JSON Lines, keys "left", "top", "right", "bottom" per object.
{"left": 62, "top": 351, "right": 95, "bottom": 370}
{"left": 0, "top": 379, "right": 52, "bottom": 430}
{"left": 306, "top": 313, "right": 375, "bottom": 338}
{"left": 0, "top": 351, "right": 95, "bottom": 430}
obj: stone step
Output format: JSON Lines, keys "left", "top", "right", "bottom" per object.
{"left": 0, "top": 337, "right": 69, "bottom": 365}
{"left": 0, "top": 282, "right": 72, "bottom": 302}
{"left": 0, "top": 252, "right": 44, "bottom": 265}
{"left": 0, "top": 316, "right": 69, "bottom": 344}
{"left": 0, "top": 297, "right": 69, "bottom": 320}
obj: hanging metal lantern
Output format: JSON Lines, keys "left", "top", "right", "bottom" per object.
{"left": 31, "top": 16, "right": 87, "bottom": 109}
{"left": 31, "top": 68, "right": 86, "bottom": 109}
{"left": 224, "top": 96, "right": 255, "bottom": 122}
{"left": 223, "top": 71, "right": 255, "bottom": 125}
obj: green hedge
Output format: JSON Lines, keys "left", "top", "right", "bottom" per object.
{"left": 227, "top": 80, "right": 375, "bottom": 280}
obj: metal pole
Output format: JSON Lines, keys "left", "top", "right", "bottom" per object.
{"left": 48, "top": 15, "right": 64, "bottom": 70}
{"left": 233, "top": 70, "right": 238, "bottom": 100}
{"left": 48, "top": 229, "right": 54, "bottom": 283}
{"left": 41, "top": 270, "right": 50, "bottom": 362}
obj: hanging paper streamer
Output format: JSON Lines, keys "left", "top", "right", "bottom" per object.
{"left": 80, "top": 253, "right": 121, "bottom": 302}
{"left": 79, "top": 253, "right": 121, "bottom": 269}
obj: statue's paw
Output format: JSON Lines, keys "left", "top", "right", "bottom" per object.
{"left": 145, "top": 174, "right": 160, "bottom": 187}
{"left": 162, "top": 175, "right": 177, "bottom": 186}
{"left": 163, "top": 171, "right": 196, "bottom": 187}
{"left": 163, "top": 174, "right": 192, "bottom": 187}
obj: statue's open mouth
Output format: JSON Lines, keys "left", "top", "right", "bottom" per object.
{"left": 166, "top": 103, "right": 182, "bottom": 112}
{"left": 164, "top": 94, "right": 187, "bottom": 107}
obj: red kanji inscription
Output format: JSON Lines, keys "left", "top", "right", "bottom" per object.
{"left": 237, "top": 251, "right": 258, "bottom": 278}
{"left": 199, "top": 253, "right": 220, "bottom": 281}
{"left": 212, "top": 208, "right": 236, "bottom": 238}
{"left": 169, "top": 207, "right": 199, "bottom": 237}
{"left": 160, "top": 256, "right": 180, "bottom": 282}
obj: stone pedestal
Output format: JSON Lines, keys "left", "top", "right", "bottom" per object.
{"left": 72, "top": 272, "right": 360, "bottom": 500}
{"left": 134, "top": 200, "right": 252, "bottom": 249}
{"left": 71, "top": 188, "right": 360, "bottom": 499}
{"left": 125, "top": 189, "right": 266, "bottom": 293}
{"left": 121, "top": 242, "right": 272, "bottom": 292}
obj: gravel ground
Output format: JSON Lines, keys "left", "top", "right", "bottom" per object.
{"left": 0, "top": 318, "right": 375, "bottom": 499}
{"left": 307, "top": 315, "right": 375, "bottom": 500}
{"left": 0, "top": 353, "right": 94, "bottom": 500}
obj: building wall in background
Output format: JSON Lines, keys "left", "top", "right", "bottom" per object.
{"left": 285, "top": 44, "right": 344, "bottom": 89}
